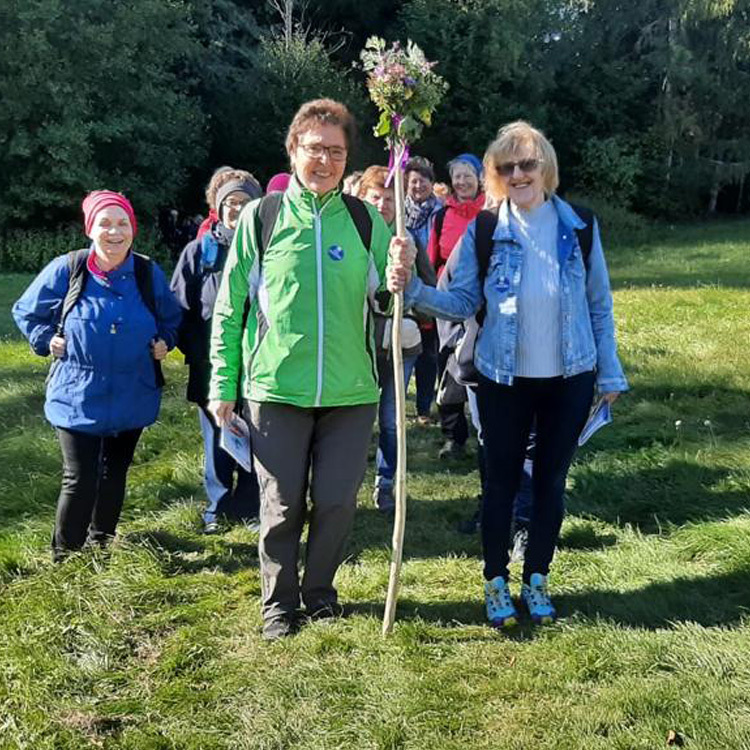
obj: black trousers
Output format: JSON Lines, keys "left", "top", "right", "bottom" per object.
{"left": 476, "top": 371, "right": 595, "bottom": 582}
{"left": 53, "top": 427, "right": 142, "bottom": 559}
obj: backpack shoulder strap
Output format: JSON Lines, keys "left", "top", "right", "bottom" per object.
{"left": 433, "top": 206, "right": 447, "bottom": 245}
{"left": 474, "top": 209, "right": 499, "bottom": 281}
{"left": 245, "top": 193, "right": 284, "bottom": 334}
{"left": 132, "top": 252, "right": 165, "bottom": 388}
{"left": 473, "top": 209, "right": 498, "bottom": 326}
{"left": 58, "top": 248, "right": 90, "bottom": 334}
{"left": 133, "top": 253, "right": 156, "bottom": 315}
{"left": 253, "top": 192, "right": 284, "bottom": 266}
{"left": 569, "top": 203, "right": 595, "bottom": 268}
{"left": 341, "top": 193, "right": 373, "bottom": 252}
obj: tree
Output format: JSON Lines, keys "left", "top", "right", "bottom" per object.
{"left": 552, "top": 0, "right": 750, "bottom": 215}
{"left": 0, "top": 0, "right": 206, "bottom": 230}
{"left": 397, "top": 0, "right": 555, "bottom": 176}
{"left": 197, "top": 0, "right": 373, "bottom": 184}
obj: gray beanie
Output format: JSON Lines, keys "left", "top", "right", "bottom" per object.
{"left": 216, "top": 178, "right": 262, "bottom": 212}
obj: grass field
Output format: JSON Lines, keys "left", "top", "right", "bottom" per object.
{"left": 2, "top": 220, "right": 750, "bottom": 749}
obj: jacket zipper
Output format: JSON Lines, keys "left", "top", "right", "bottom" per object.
{"left": 312, "top": 197, "right": 337, "bottom": 406}
{"left": 313, "top": 201, "right": 325, "bottom": 407}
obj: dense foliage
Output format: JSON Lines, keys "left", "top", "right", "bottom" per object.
{"left": 0, "top": 0, "right": 748, "bottom": 251}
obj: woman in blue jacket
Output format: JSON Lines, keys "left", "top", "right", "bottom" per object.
{"left": 388, "top": 122, "right": 627, "bottom": 628}
{"left": 13, "top": 190, "right": 182, "bottom": 561}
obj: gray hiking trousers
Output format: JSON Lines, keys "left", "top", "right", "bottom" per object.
{"left": 243, "top": 400, "right": 377, "bottom": 623}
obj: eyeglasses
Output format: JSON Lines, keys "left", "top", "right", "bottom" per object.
{"left": 497, "top": 158, "right": 543, "bottom": 176}
{"left": 298, "top": 143, "right": 348, "bottom": 162}
{"left": 223, "top": 198, "right": 250, "bottom": 210}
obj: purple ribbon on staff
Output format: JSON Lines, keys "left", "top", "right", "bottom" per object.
{"left": 385, "top": 116, "right": 410, "bottom": 188}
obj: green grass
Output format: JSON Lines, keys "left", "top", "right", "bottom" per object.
{"left": 2, "top": 219, "right": 750, "bottom": 749}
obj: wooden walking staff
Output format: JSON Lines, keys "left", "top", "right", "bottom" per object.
{"left": 382, "top": 140, "right": 408, "bottom": 636}
{"left": 359, "top": 37, "right": 447, "bottom": 636}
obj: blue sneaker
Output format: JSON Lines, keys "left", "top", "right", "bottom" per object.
{"left": 521, "top": 573, "right": 557, "bottom": 624}
{"left": 484, "top": 576, "right": 518, "bottom": 628}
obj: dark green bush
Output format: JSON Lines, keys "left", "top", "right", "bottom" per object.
{"left": 564, "top": 193, "right": 657, "bottom": 248}
{"left": 0, "top": 226, "right": 172, "bottom": 274}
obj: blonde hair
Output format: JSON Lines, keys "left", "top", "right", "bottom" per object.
{"left": 483, "top": 121, "right": 559, "bottom": 202}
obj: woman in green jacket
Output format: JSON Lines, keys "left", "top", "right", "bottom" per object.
{"left": 209, "top": 99, "right": 393, "bottom": 640}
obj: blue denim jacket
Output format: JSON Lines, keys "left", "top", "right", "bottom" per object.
{"left": 404, "top": 195, "right": 628, "bottom": 393}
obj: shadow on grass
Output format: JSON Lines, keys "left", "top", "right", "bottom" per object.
{"left": 571, "top": 459, "right": 750, "bottom": 533}
{"left": 344, "top": 599, "right": 541, "bottom": 641}
{"left": 558, "top": 566, "right": 750, "bottom": 629}
{"left": 124, "top": 528, "right": 259, "bottom": 575}
{"left": 558, "top": 524, "right": 617, "bottom": 550}
{"left": 349, "top": 496, "right": 482, "bottom": 562}
{"left": 348, "top": 566, "right": 750, "bottom": 632}
{"left": 577, "top": 381, "right": 750, "bottom": 454}
{"left": 607, "top": 218, "right": 750, "bottom": 290}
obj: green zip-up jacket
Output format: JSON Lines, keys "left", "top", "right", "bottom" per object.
{"left": 209, "top": 178, "right": 392, "bottom": 408}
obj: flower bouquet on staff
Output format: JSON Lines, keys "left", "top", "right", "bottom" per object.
{"left": 360, "top": 36, "right": 447, "bottom": 636}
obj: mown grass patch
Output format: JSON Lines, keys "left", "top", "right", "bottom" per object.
{"left": 1, "top": 219, "right": 750, "bottom": 749}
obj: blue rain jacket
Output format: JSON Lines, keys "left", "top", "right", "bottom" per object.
{"left": 12, "top": 250, "right": 182, "bottom": 434}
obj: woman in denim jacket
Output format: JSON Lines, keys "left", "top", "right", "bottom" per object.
{"left": 388, "top": 121, "right": 627, "bottom": 628}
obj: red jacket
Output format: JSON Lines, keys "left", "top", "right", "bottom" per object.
{"left": 427, "top": 193, "right": 485, "bottom": 278}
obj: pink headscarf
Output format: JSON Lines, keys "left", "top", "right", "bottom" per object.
{"left": 82, "top": 190, "right": 138, "bottom": 237}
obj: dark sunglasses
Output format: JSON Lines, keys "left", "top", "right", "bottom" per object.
{"left": 497, "top": 158, "right": 542, "bottom": 176}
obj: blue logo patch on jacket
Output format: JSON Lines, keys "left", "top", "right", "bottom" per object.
{"left": 328, "top": 245, "right": 344, "bottom": 261}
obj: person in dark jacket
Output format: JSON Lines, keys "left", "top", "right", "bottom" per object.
{"left": 12, "top": 190, "right": 182, "bottom": 561}
{"left": 405, "top": 156, "right": 443, "bottom": 425}
{"left": 171, "top": 170, "right": 263, "bottom": 533}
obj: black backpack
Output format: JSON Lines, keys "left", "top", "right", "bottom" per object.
{"left": 243, "top": 191, "right": 376, "bottom": 323}
{"left": 56, "top": 248, "right": 165, "bottom": 387}
{"left": 453, "top": 202, "right": 596, "bottom": 386}
{"left": 252, "top": 191, "right": 373, "bottom": 261}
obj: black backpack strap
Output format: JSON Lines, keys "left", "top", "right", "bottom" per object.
{"left": 254, "top": 191, "right": 284, "bottom": 265}
{"left": 133, "top": 253, "right": 156, "bottom": 314}
{"left": 58, "top": 248, "right": 89, "bottom": 335}
{"left": 341, "top": 193, "right": 373, "bottom": 252}
{"left": 474, "top": 209, "right": 499, "bottom": 281}
{"left": 431, "top": 206, "right": 449, "bottom": 274}
{"left": 132, "top": 252, "right": 165, "bottom": 388}
{"left": 244, "top": 192, "right": 285, "bottom": 340}
{"left": 569, "top": 203, "right": 595, "bottom": 268}
{"left": 433, "top": 206, "right": 447, "bottom": 246}
{"left": 473, "top": 209, "right": 499, "bottom": 326}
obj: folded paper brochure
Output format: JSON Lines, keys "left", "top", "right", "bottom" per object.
{"left": 578, "top": 398, "right": 612, "bottom": 447}
{"left": 219, "top": 415, "right": 253, "bottom": 473}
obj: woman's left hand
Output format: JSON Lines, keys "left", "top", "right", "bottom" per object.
{"left": 601, "top": 391, "right": 620, "bottom": 404}
{"left": 151, "top": 338, "right": 168, "bottom": 361}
